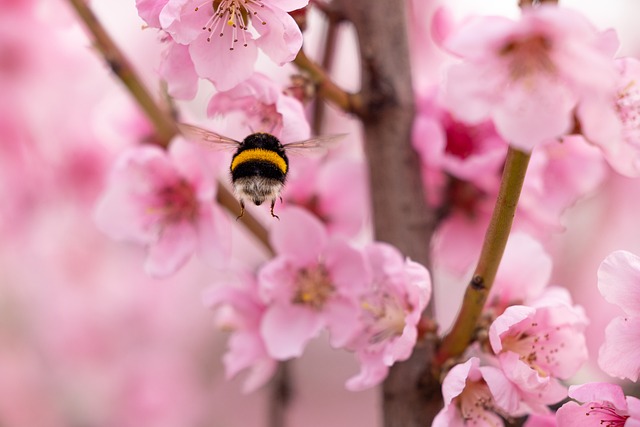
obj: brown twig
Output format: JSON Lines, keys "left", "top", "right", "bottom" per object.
{"left": 293, "top": 49, "right": 363, "bottom": 116}
{"left": 67, "top": 0, "right": 178, "bottom": 148}
{"left": 311, "top": 14, "right": 341, "bottom": 134}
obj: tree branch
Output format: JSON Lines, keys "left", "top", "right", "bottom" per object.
{"left": 67, "top": 0, "right": 178, "bottom": 148}
{"left": 293, "top": 49, "right": 363, "bottom": 116}
{"left": 436, "top": 147, "right": 531, "bottom": 365}
{"left": 332, "top": 1, "right": 441, "bottom": 425}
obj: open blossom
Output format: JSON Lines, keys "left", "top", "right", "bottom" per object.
{"left": 488, "top": 289, "right": 588, "bottom": 413}
{"left": 207, "top": 72, "right": 310, "bottom": 143}
{"left": 578, "top": 58, "right": 640, "bottom": 177}
{"left": 257, "top": 207, "right": 370, "bottom": 359}
{"left": 203, "top": 275, "right": 277, "bottom": 393}
{"left": 94, "top": 138, "right": 229, "bottom": 278}
{"left": 556, "top": 382, "right": 640, "bottom": 427}
{"left": 433, "top": 357, "right": 517, "bottom": 426}
{"left": 597, "top": 250, "right": 640, "bottom": 381}
{"left": 344, "top": 243, "right": 431, "bottom": 391}
{"left": 137, "top": 0, "right": 308, "bottom": 91}
{"left": 442, "top": 5, "right": 617, "bottom": 151}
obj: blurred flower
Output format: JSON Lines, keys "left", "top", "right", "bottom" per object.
{"left": 597, "top": 250, "right": 640, "bottom": 381}
{"left": 207, "top": 72, "right": 310, "bottom": 142}
{"left": 94, "top": 138, "right": 229, "bottom": 278}
{"left": 442, "top": 5, "right": 617, "bottom": 151}
{"left": 204, "top": 274, "right": 278, "bottom": 393}
{"left": 578, "top": 58, "right": 640, "bottom": 177}
{"left": 284, "top": 156, "right": 369, "bottom": 238}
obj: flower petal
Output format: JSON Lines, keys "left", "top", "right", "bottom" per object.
{"left": 598, "top": 316, "right": 640, "bottom": 381}
{"left": 598, "top": 250, "right": 640, "bottom": 316}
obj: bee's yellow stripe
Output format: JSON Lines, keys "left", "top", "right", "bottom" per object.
{"left": 231, "top": 148, "right": 287, "bottom": 174}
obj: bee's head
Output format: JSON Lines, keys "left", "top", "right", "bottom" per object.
{"left": 242, "top": 133, "right": 283, "bottom": 151}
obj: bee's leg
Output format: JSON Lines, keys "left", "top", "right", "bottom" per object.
{"left": 236, "top": 200, "right": 245, "bottom": 221}
{"left": 270, "top": 199, "right": 280, "bottom": 220}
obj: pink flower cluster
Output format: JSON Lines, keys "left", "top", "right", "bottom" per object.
{"left": 435, "top": 234, "right": 589, "bottom": 425}
{"left": 205, "top": 207, "right": 431, "bottom": 391}
{"left": 136, "top": 0, "right": 308, "bottom": 93}
{"left": 437, "top": 4, "right": 640, "bottom": 177}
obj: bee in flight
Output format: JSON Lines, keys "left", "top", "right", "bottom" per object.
{"left": 178, "top": 123, "right": 342, "bottom": 219}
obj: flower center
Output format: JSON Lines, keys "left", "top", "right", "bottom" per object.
{"left": 195, "top": 0, "right": 267, "bottom": 50}
{"left": 500, "top": 321, "right": 564, "bottom": 377}
{"left": 585, "top": 403, "right": 629, "bottom": 427}
{"left": 292, "top": 265, "right": 334, "bottom": 310}
{"left": 615, "top": 80, "right": 640, "bottom": 139}
{"left": 151, "top": 178, "right": 199, "bottom": 224}
{"left": 361, "top": 292, "right": 407, "bottom": 343}
{"left": 458, "top": 380, "right": 504, "bottom": 425}
{"left": 499, "top": 34, "right": 554, "bottom": 81}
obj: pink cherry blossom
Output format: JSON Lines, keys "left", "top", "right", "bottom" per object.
{"left": 283, "top": 156, "right": 369, "bottom": 238}
{"left": 207, "top": 72, "right": 310, "bottom": 142}
{"left": 489, "top": 232, "right": 552, "bottom": 312}
{"left": 139, "top": 0, "right": 308, "bottom": 90}
{"left": 344, "top": 243, "right": 431, "bottom": 391}
{"left": 433, "top": 357, "right": 516, "bottom": 427}
{"left": 578, "top": 57, "right": 640, "bottom": 177}
{"left": 556, "top": 382, "right": 640, "bottom": 427}
{"left": 94, "top": 138, "right": 230, "bottom": 278}
{"left": 488, "top": 293, "right": 588, "bottom": 412}
{"left": 158, "top": 41, "right": 199, "bottom": 100}
{"left": 597, "top": 250, "right": 640, "bottom": 381}
{"left": 257, "top": 207, "right": 370, "bottom": 359}
{"left": 442, "top": 5, "right": 617, "bottom": 151}
{"left": 413, "top": 87, "right": 507, "bottom": 193}
{"left": 203, "top": 274, "right": 278, "bottom": 393}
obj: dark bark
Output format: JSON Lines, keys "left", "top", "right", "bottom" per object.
{"left": 332, "top": 1, "right": 442, "bottom": 425}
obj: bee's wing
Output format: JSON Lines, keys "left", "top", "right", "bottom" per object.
{"left": 178, "top": 123, "right": 241, "bottom": 150}
{"left": 282, "top": 133, "right": 347, "bottom": 156}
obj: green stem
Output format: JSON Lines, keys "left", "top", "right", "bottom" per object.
{"left": 436, "top": 147, "right": 531, "bottom": 365}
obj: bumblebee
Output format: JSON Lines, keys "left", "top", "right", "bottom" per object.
{"left": 179, "top": 123, "right": 341, "bottom": 219}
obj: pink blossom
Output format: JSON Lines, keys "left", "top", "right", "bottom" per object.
{"left": 141, "top": 0, "right": 308, "bottom": 90}
{"left": 94, "top": 138, "right": 230, "bottom": 278}
{"left": 283, "top": 156, "right": 369, "bottom": 238}
{"left": 597, "top": 250, "right": 640, "bottom": 381}
{"left": 488, "top": 294, "right": 588, "bottom": 412}
{"left": 442, "top": 6, "right": 617, "bottom": 151}
{"left": 158, "top": 41, "right": 199, "bottom": 100}
{"left": 489, "top": 233, "right": 552, "bottom": 312}
{"left": 413, "top": 88, "right": 507, "bottom": 193}
{"left": 433, "top": 357, "right": 516, "bottom": 426}
{"left": 519, "top": 135, "right": 607, "bottom": 232}
{"left": 344, "top": 243, "right": 431, "bottom": 391}
{"left": 578, "top": 58, "right": 640, "bottom": 177}
{"left": 204, "top": 275, "right": 278, "bottom": 393}
{"left": 556, "top": 382, "right": 640, "bottom": 427}
{"left": 207, "top": 72, "right": 310, "bottom": 142}
{"left": 257, "top": 207, "right": 370, "bottom": 359}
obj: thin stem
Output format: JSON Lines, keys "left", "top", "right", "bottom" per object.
{"left": 66, "top": 0, "right": 273, "bottom": 255}
{"left": 293, "top": 49, "right": 363, "bottom": 116}
{"left": 436, "top": 147, "right": 531, "bottom": 365}
{"left": 216, "top": 186, "right": 274, "bottom": 255}
{"left": 268, "top": 361, "right": 293, "bottom": 427}
{"left": 311, "top": 15, "right": 340, "bottom": 134}
{"left": 67, "top": 0, "right": 178, "bottom": 148}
